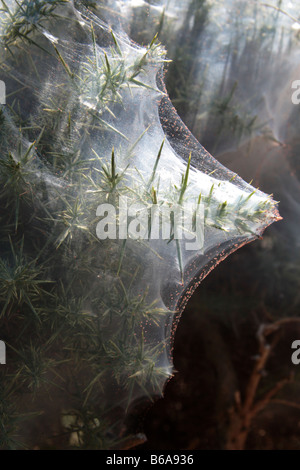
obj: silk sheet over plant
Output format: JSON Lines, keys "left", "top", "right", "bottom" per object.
{"left": 0, "top": 0, "right": 280, "bottom": 449}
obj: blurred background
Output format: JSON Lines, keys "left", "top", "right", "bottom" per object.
{"left": 116, "top": 0, "right": 300, "bottom": 449}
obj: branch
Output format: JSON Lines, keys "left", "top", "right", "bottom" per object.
{"left": 270, "top": 399, "right": 300, "bottom": 411}
{"left": 250, "top": 374, "right": 293, "bottom": 418}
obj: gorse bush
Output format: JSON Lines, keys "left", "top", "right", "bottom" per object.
{"left": 0, "top": 0, "right": 279, "bottom": 449}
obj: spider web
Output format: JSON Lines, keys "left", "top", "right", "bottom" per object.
{"left": 0, "top": 0, "right": 280, "bottom": 448}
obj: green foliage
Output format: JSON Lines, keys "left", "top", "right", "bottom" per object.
{"left": 0, "top": 0, "right": 281, "bottom": 450}
{"left": 0, "top": 0, "right": 68, "bottom": 48}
